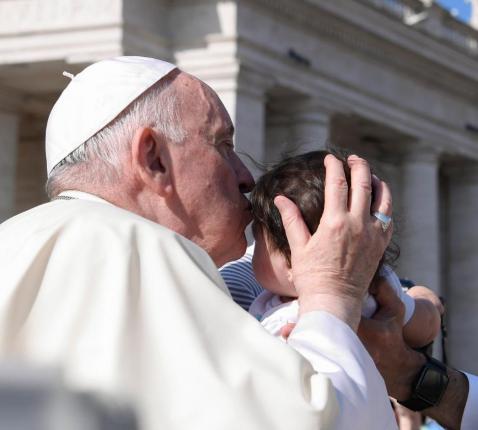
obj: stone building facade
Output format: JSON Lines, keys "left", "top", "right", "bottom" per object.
{"left": 1, "top": 0, "right": 478, "bottom": 373}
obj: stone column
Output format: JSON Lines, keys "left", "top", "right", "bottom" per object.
{"left": 231, "top": 69, "right": 269, "bottom": 177}
{"left": 288, "top": 99, "right": 332, "bottom": 152}
{"left": 265, "top": 109, "right": 289, "bottom": 163}
{"left": 397, "top": 149, "right": 443, "bottom": 358}
{"left": 443, "top": 162, "right": 478, "bottom": 373}
{"left": 265, "top": 97, "right": 334, "bottom": 163}
{"left": 398, "top": 150, "right": 441, "bottom": 294}
{"left": 0, "top": 111, "right": 19, "bottom": 222}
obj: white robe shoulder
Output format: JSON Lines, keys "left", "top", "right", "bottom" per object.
{"left": 0, "top": 196, "right": 347, "bottom": 429}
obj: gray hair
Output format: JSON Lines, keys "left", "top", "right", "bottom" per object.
{"left": 45, "top": 75, "right": 185, "bottom": 198}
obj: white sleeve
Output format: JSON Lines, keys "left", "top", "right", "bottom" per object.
{"left": 288, "top": 312, "right": 398, "bottom": 430}
{"left": 462, "top": 373, "right": 478, "bottom": 429}
{"left": 380, "top": 265, "right": 415, "bottom": 325}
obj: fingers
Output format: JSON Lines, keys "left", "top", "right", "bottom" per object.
{"left": 357, "top": 315, "right": 380, "bottom": 343}
{"left": 371, "top": 175, "right": 393, "bottom": 217}
{"left": 322, "top": 154, "right": 349, "bottom": 216}
{"left": 323, "top": 154, "right": 390, "bottom": 225}
{"left": 371, "top": 175, "right": 393, "bottom": 239}
{"left": 274, "top": 195, "right": 311, "bottom": 251}
{"left": 279, "top": 322, "right": 296, "bottom": 340}
{"left": 347, "top": 155, "right": 372, "bottom": 218}
{"left": 357, "top": 277, "right": 405, "bottom": 347}
{"left": 324, "top": 154, "right": 376, "bottom": 220}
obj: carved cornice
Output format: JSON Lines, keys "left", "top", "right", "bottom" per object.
{"left": 0, "top": 0, "right": 122, "bottom": 34}
{"left": 0, "top": 24, "right": 123, "bottom": 66}
{"left": 242, "top": 0, "right": 478, "bottom": 99}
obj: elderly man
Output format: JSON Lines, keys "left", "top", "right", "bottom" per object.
{"left": 0, "top": 56, "right": 397, "bottom": 429}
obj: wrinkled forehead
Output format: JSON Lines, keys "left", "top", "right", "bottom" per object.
{"left": 176, "top": 73, "right": 233, "bottom": 137}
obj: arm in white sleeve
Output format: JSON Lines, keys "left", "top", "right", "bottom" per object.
{"left": 288, "top": 311, "right": 398, "bottom": 430}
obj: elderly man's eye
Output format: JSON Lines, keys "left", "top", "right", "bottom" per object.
{"left": 222, "top": 140, "right": 235, "bottom": 153}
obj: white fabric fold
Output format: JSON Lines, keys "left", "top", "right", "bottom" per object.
{"left": 288, "top": 312, "right": 397, "bottom": 429}
{"left": 0, "top": 196, "right": 345, "bottom": 429}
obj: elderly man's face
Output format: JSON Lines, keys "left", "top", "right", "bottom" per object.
{"left": 167, "top": 74, "right": 254, "bottom": 266}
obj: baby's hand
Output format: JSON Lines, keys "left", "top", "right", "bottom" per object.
{"left": 406, "top": 286, "right": 444, "bottom": 316}
{"left": 279, "top": 322, "right": 296, "bottom": 340}
{"left": 403, "top": 285, "right": 442, "bottom": 348}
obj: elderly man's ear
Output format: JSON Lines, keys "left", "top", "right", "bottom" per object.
{"left": 131, "top": 127, "right": 173, "bottom": 196}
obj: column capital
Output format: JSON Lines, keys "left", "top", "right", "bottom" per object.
{"left": 290, "top": 107, "right": 330, "bottom": 126}
{"left": 237, "top": 66, "right": 274, "bottom": 100}
{"left": 399, "top": 143, "right": 441, "bottom": 164}
{"left": 268, "top": 96, "right": 338, "bottom": 129}
{"left": 289, "top": 97, "right": 334, "bottom": 152}
{"left": 287, "top": 95, "right": 340, "bottom": 117}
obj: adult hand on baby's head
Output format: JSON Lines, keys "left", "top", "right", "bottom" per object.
{"left": 274, "top": 154, "right": 393, "bottom": 331}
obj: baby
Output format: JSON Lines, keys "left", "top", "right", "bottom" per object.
{"left": 249, "top": 150, "right": 442, "bottom": 349}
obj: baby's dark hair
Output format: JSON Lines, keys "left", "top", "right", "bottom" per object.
{"left": 251, "top": 150, "right": 398, "bottom": 268}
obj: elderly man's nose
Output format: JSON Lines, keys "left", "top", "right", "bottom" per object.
{"left": 239, "top": 175, "right": 255, "bottom": 193}
{"left": 237, "top": 159, "right": 255, "bottom": 193}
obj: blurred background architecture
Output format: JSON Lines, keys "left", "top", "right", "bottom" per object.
{"left": 1, "top": 0, "right": 478, "bottom": 375}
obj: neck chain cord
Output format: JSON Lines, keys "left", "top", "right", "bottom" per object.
{"left": 51, "top": 195, "right": 77, "bottom": 201}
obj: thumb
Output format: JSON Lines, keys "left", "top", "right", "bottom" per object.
{"left": 372, "top": 276, "right": 405, "bottom": 323}
{"left": 274, "top": 195, "right": 311, "bottom": 252}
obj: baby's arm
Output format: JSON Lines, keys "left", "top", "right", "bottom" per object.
{"left": 402, "top": 286, "right": 443, "bottom": 349}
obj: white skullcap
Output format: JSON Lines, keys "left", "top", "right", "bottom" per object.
{"left": 45, "top": 56, "right": 177, "bottom": 175}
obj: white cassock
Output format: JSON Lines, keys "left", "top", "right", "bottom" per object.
{"left": 0, "top": 191, "right": 397, "bottom": 429}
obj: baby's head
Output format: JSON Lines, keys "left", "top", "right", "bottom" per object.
{"left": 251, "top": 151, "right": 337, "bottom": 297}
{"left": 251, "top": 150, "right": 391, "bottom": 297}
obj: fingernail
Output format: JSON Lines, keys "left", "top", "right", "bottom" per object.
{"left": 274, "top": 195, "right": 284, "bottom": 209}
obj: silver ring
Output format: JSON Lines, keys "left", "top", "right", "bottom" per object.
{"left": 373, "top": 211, "right": 392, "bottom": 232}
